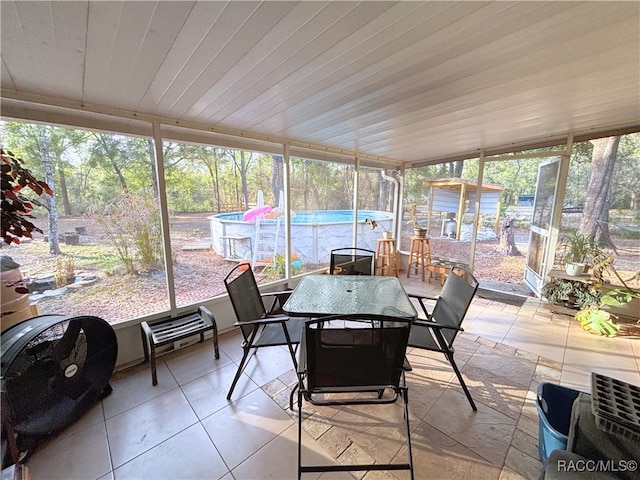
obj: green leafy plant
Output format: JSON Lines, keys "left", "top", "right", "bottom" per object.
{"left": 1, "top": 148, "right": 53, "bottom": 245}
{"left": 573, "top": 256, "right": 640, "bottom": 336}
{"left": 573, "top": 288, "right": 639, "bottom": 336}
{"left": 559, "top": 231, "right": 602, "bottom": 265}
{"left": 541, "top": 278, "right": 600, "bottom": 308}
{"left": 262, "top": 253, "right": 301, "bottom": 281}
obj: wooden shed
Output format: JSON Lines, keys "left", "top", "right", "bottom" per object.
{"left": 422, "top": 178, "right": 504, "bottom": 240}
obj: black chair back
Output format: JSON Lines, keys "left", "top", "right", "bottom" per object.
{"left": 304, "top": 315, "right": 410, "bottom": 391}
{"left": 224, "top": 264, "right": 266, "bottom": 337}
{"left": 329, "top": 248, "right": 375, "bottom": 275}
{"left": 431, "top": 268, "right": 478, "bottom": 348}
{"left": 297, "top": 314, "right": 415, "bottom": 478}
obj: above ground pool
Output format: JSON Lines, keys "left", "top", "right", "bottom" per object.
{"left": 208, "top": 210, "right": 393, "bottom": 265}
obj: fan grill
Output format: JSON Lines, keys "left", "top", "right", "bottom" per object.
{"left": 2, "top": 315, "right": 116, "bottom": 440}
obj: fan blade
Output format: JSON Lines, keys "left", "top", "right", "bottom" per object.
{"left": 51, "top": 319, "right": 82, "bottom": 361}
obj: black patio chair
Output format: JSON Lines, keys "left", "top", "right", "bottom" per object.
{"left": 407, "top": 266, "right": 479, "bottom": 411}
{"left": 296, "top": 314, "right": 414, "bottom": 479}
{"left": 329, "top": 247, "right": 375, "bottom": 275}
{"left": 224, "top": 263, "right": 303, "bottom": 400}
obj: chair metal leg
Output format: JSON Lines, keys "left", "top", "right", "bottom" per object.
{"left": 297, "top": 383, "right": 303, "bottom": 480}
{"left": 446, "top": 351, "right": 477, "bottom": 411}
{"left": 227, "top": 347, "right": 251, "bottom": 400}
{"left": 401, "top": 377, "right": 415, "bottom": 480}
{"left": 149, "top": 343, "right": 158, "bottom": 386}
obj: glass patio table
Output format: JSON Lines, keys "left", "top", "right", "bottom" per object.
{"left": 283, "top": 274, "right": 417, "bottom": 320}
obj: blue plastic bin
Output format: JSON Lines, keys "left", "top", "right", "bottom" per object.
{"left": 536, "top": 382, "right": 581, "bottom": 466}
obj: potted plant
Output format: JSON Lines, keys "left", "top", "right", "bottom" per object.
{"left": 262, "top": 253, "right": 302, "bottom": 280}
{"left": 365, "top": 218, "right": 392, "bottom": 239}
{"left": 407, "top": 203, "right": 426, "bottom": 237}
{"left": 541, "top": 278, "right": 600, "bottom": 308}
{"left": 559, "top": 232, "right": 601, "bottom": 276}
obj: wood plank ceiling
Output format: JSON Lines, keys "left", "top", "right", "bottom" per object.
{"left": 1, "top": 1, "right": 639, "bottom": 167}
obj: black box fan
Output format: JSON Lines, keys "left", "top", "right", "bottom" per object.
{"left": 1, "top": 315, "right": 117, "bottom": 465}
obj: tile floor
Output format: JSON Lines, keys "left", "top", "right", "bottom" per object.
{"left": 23, "top": 274, "right": 640, "bottom": 480}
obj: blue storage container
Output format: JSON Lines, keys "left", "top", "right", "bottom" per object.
{"left": 536, "top": 382, "right": 581, "bottom": 466}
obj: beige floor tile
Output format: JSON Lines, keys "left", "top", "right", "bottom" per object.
{"left": 27, "top": 422, "right": 111, "bottom": 480}
{"left": 425, "top": 388, "right": 517, "bottom": 466}
{"left": 216, "top": 329, "right": 246, "bottom": 362}
{"left": 103, "top": 360, "right": 178, "bottom": 419}
{"left": 563, "top": 325, "right": 640, "bottom": 386}
{"left": 499, "top": 467, "right": 528, "bottom": 479}
{"left": 55, "top": 400, "right": 105, "bottom": 441}
{"left": 559, "top": 365, "right": 592, "bottom": 392}
{"left": 164, "top": 339, "right": 233, "bottom": 385}
{"left": 182, "top": 361, "right": 258, "bottom": 419}
{"left": 112, "top": 424, "right": 227, "bottom": 480}
{"left": 464, "top": 310, "right": 515, "bottom": 344}
{"left": 501, "top": 319, "right": 569, "bottom": 364}
{"left": 464, "top": 344, "right": 536, "bottom": 388}
{"left": 509, "top": 428, "right": 539, "bottom": 461}
{"left": 325, "top": 401, "right": 409, "bottom": 465}
{"left": 400, "top": 419, "right": 501, "bottom": 480}
{"left": 106, "top": 388, "right": 198, "bottom": 468}
{"left": 202, "top": 387, "right": 295, "bottom": 470}
{"left": 503, "top": 445, "right": 543, "bottom": 480}
{"left": 233, "top": 344, "right": 298, "bottom": 388}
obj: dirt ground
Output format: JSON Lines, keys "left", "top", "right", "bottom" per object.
{"left": 3, "top": 213, "right": 638, "bottom": 323}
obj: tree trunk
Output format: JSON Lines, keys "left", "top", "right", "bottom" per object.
{"left": 579, "top": 136, "right": 620, "bottom": 240}
{"left": 271, "top": 155, "right": 284, "bottom": 205}
{"left": 214, "top": 157, "right": 221, "bottom": 212}
{"left": 449, "top": 161, "right": 463, "bottom": 177}
{"left": 58, "top": 167, "right": 72, "bottom": 215}
{"left": 146, "top": 139, "right": 159, "bottom": 199}
{"left": 37, "top": 129, "right": 61, "bottom": 254}
{"left": 240, "top": 151, "right": 249, "bottom": 209}
{"left": 500, "top": 217, "right": 521, "bottom": 256}
{"left": 378, "top": 171, "right": 388, "bottom": 210}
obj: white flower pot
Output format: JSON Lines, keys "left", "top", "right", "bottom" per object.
{"left": 565, "top": 263, "right": 585, "bottom": 276}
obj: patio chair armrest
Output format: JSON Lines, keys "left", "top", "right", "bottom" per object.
{"left": 414, "top": 318, "right": 464, "bottom": 332}
{"left": 260, "top": 290, "right": 292, "bottom": 298}
{"left": 260, "top": 289, "right": 293, "bottom": 315}
{"left": 233, "top": 314, "right": 289, "bottom": 327}
{"left": 407, "top": 293, "right": 438, "bottom": 302}
{"left": 407, "top": 293, "right": 437, "bottom": 319}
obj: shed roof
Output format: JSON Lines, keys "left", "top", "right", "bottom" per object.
{"left": 422, "top": 178, "right": 504, "bottom": 192}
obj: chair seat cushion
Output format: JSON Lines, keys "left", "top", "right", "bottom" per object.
{"left": 254, "top": 317, "right": 305, "bottom": 347}
{"left": 407, "top": 323, "right": 439, "bottom": 351}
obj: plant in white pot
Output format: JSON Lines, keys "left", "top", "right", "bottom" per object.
{"left": 559, "top": 232, "right": 600, "bottom": 276}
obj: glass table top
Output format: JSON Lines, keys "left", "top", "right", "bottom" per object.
{"left": 283, "top": 274, "right": 417, "bottom": 319}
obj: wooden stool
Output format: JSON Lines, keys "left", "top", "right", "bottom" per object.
{"left": 407, "top": 236, "right": 431, "bottom": 281}
{"left": 427, "top": 262, "right": 449, "bottom": 285}
{"left": 375, "top": 238, "right": 398, "bottom": 277}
